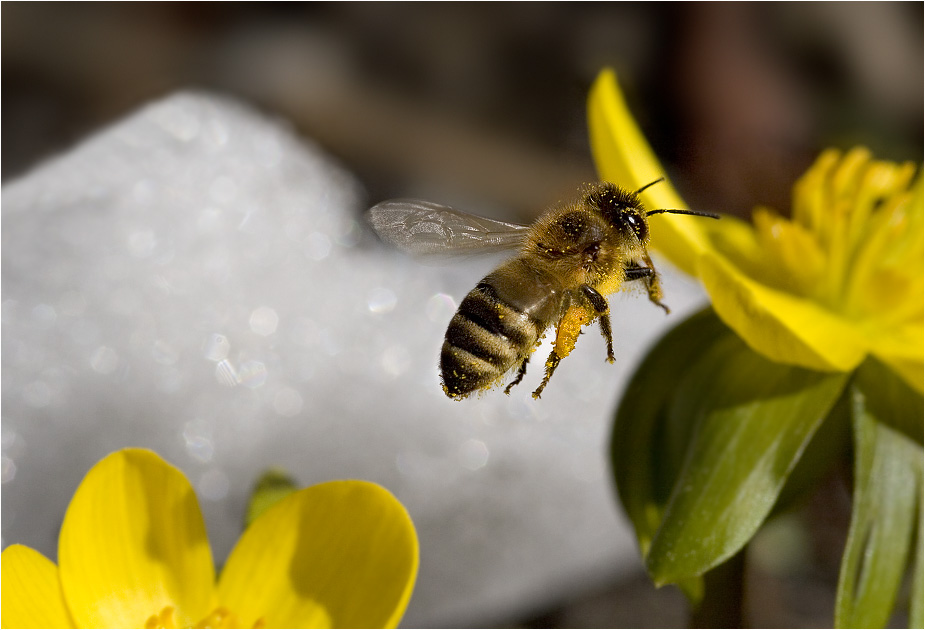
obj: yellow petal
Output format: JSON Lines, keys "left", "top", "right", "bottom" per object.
{"left": 867, "top": 322, "right": 925, "bottom": 394}
{"left": 751, "top": 207, "right": 826, "bottom": 296}
{"left": 845, "top": 168, "right": 923, "bottom": 320}
{"left": 58, "top": 449, "right": 216, "bottom": 628}
{"left": 705, "top": 213, "right": 764, "bottom": 266}
{"left": 792, "top": 148, "right": 840, "bottom": 238}
{"left": 218, "top": 480, "right": 418, "bottom": 629}
{"left": 699, "top": 252, "right": 868, "bottom": 372}
{"left": 587, "top": 68, "right": 713, "bottom": 275}
{"left": 1, "top": 545, "right": 74, "bottom": 628}
{"left": 875, "top": 354, "right": 924, "bottom": 396}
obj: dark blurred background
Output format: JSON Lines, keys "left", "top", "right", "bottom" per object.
{"left": 3, "top": 3, "right": 922, "bottom": 627}
{"left": 4, "top": 3, "right": 922, "bottom": 220}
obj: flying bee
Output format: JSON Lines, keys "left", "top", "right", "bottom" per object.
{"left": 368, "top": 180, "right": 719, "bottom": 400}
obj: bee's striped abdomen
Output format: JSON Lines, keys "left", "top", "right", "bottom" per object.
{"left": 440, "top": 282, "right": 539, "bottom": 399}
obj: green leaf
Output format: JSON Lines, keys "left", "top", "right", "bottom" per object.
{"left": 645, "top": 334, "right": 849, "bottom": 585}
{"left": 911, "top": 494, "right": 923, "bottom": 629}
{"left": 772, "top": 383, "right": 851, "bottom": 516}
{"left": 834, "top": 382, "right": 923, "bottom": 629}
{"left": 611, "top": 308, "right": 730, "bottom": 560}
{"left": 245, "top": 468, "right": 298, "bottom": 528}
{"left": 855, "top": 356, "right": 924, "bottom": 445}
{"left": 675, "top": 576, "right": 704, "bottom": 607}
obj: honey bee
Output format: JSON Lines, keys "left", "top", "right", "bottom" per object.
{"left": 369, "top": 180, "right": 718, "bottom": 400}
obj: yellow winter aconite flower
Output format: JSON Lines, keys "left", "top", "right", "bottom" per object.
{"left": 1, "top": 449, "right": 418, "bottom": 629}
{"left": 589, "top": 68, "right": 923, "bottom": 392}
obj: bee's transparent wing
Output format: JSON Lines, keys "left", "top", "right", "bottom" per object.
{"left": 368, "top": 199, "right": 529, "bottom": 257}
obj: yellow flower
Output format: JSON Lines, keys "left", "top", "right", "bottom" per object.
{"left": 1, "top": 449, "right": 418, "bottom": 629}
{"left": 588, "top": 68, "right": 923, "bottom": 392}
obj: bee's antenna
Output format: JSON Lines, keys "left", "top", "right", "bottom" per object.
{"left": 634, "top": 177, "right": 665, "bottom": 195}
{"left": 634, "top": 178, "right": 719, "bottom": 219}
{"left": 646, "top": 208, "right": 720, "bottom": 219}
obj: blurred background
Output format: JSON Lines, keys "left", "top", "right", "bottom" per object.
{"left": 5, "top": 3, "right": 922, "bottom": 215}
{"left": 3, "top": 3, "right": 922, "bottom": 627}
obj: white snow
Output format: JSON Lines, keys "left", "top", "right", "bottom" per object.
{"left": 1, "top": 91, "right": 708, "bottom": 626}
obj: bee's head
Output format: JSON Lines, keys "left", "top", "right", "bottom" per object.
{"left": 588, "top": 179, "right": 719, "bottom": 242}
{"left": 587, "top": 182, "right": 650, "bottom": 242}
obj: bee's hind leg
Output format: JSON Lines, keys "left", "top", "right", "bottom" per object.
{"left": 581, "top": 285, "right": 615, "bottom": 363}
{"left": 534, "top": 298, "right": 598, "bottom": 399}
{"left": 504, "top": 356, "right": 530, "bottom": 395}
{"left": 532, "top": 350, "right": 561, "bottom": 399}
{"left": 598, "top": 315, "right": 615, "bottom": 364}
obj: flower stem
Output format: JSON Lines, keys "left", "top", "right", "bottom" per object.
{"left": 691, "top": 549, "right": 747, "bottom": 628}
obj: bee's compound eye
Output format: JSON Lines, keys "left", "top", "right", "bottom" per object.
{"left": 625, "top": 213, "right": 647, "bottom": 240}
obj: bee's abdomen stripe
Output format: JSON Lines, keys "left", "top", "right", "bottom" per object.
{"left": 440, "top": 343, "right": 497, "bottom": 397}
{"left": 441, "top": 344, "right": 498, "bottom": 380}
{"left": 441, "top": 284, "right": 542, "bottom": 397}
{"left": 459, "top": 284, "right": 536, "bottom": 346}
{"left": 444, "top": 315, "right": 519, "bottom": 367}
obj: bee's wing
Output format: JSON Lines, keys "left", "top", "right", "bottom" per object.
{"left": 368, "top": 199, "right": 530, "bottom": 257}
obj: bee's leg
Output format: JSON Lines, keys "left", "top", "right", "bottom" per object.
{"left": 504, "top": 356, "right": 529, "bottom": 395}
{"left": 624, "top": 255, "right": 670, "bottom": 314}
{"left": 532, "top": 303, "right": 592, "bottom": 399}
{"left": 532, "top": 350, "right": 561, "bottom": 399}
{"left": 581, "top": 285, "right": 615, "bottom": 363}
{"left": 598, "top": 315, "right": 615, "bottom": 363}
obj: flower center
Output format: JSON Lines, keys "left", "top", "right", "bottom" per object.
{"left": 803, "top": 150, "right": 919, "bottom": 318}
{"left": 145, "top": 606, "right": 265, "bottom": 629}
{"left": 722, "top": 147, "right": 921, "bottom": 324}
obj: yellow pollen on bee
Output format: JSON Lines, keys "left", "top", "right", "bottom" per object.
{"left": 553, "top": 304, "right": 595, "bottom": 359}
